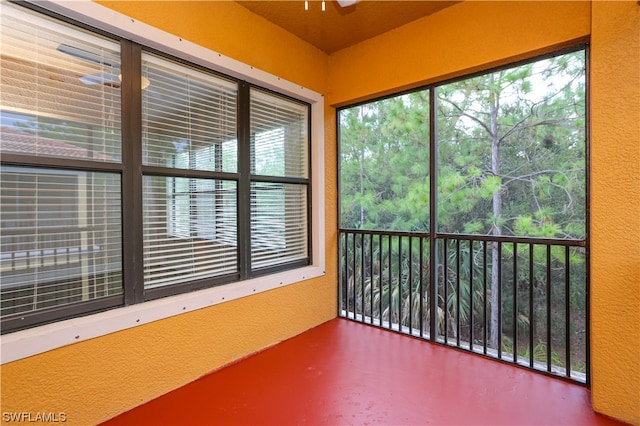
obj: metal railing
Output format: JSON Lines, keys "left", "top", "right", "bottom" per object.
{"left": 338, "top": 229, "right": 589, "bottom": 384}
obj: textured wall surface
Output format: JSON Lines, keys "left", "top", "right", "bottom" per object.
{"left": 2, "top": 1, "right": 639, "bottom": 425}
{"left": 1, "top": 280, "right": 336, "bottom": 425}
{"left": 98, "top": 1, "right": 329, "bottom": 94}
{"left": 0, "top": 2, "right": 336, "bottom": 425}
{"left": 590, "top": 1, "right": 640, "bottom": 424}
{"left": 327, "top": 1, "right": 639, "bottom": 423}
{"left": 327, "top": 1, "right": 591, "bottom": 106}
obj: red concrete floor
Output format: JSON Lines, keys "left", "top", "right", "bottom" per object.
{"left": 102, "top": 318, "right": 625, "bottom": 426}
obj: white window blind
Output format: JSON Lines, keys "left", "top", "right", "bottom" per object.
{"left": 250, "top": 89, "right": 308, "bottom": 178}
{"left": 0, "top": 3, "right": 123, "bottom": 322}
{"left": 141, "top": 53, "right": 239, "bottom": 289}
{"left": 143, "top": 176, "right": 237, "bottom": 289}
{"left": 141, "top": 52, "right": 237, "bottom": 171}
{"left": 0, "top": 167, "right": 123, "bottom": 317}
{"left": 251, "top": 183, "right": 308, "bottom": 268}
{"left": 249, "top": 89, "right": 309, "bottom": 269}
{"left": 0, "top": 5, "right": 121, "bottom": 162}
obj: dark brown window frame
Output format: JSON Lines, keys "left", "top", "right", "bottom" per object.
{"left": 1, "top": 2, "right": 312, "bottom": 334}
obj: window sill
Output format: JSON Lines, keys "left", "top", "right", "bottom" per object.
{"left": 1, "top": 264, "right": 325, "bottom": 364}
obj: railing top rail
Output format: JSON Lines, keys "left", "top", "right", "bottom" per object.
{"left": 338, "top": 228, "right": 426, "bottom": 238}
{"left": 338, "top": 228, "right": 586, "bottom": 247}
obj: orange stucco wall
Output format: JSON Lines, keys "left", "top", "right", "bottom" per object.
{"left": 1, "top": 1, "right": 638, "bottom": 425}
{"left": 590, "top": 1, "right": 640, "bottom": 424}
{"left": 327, "top": 1, "right": 591, "bottom": 106}
{"left": 98, "top": 1, "right": 328, "bottom": 94}
{"left": 326, "top": 1, "right": 639, "bottom": 423}
{"left": 0, "top": 2, "right": 337, "bottom": 425}
{"left": 1, "top": 280, "right": 337, "bottom": 424}
{"left": 328, "top": 2, "right": 639, "bottom": 424}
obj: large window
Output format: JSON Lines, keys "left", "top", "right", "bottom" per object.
{"left": 1, "top": 2, "right": 312, "bottom": 332}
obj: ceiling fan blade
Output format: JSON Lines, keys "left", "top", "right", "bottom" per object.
{"left": 336, "top": 0, "right": 357, "bottom": 7}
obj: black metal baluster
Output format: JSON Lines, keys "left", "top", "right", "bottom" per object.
{"left": 344, "top": 232, "right": 348, "bottom": 316}
{"left": 420, "top": 236, "right": 424, "bottom": 339}
{"left": 398, "top": 236, "right": 403, "bottom": 332}
{"left": 529, "top": 243, "right": 535, "bottom": 369}
{"left": 370, "top": 233, "right": 374, "bottom": 324}
{"left": 546, "top": 245, "right": 552, "bottom": 372}
{"left": 565, "top": 246, "right": 571, "bottom": 377}
{"left": 379, "top": 234, "right": 383, "bottom": 327}
{"left": 388, "top": 234, "right": 392, "bottom": 330}
{"left": 339, "top": 232, "right": 343, "bottom": 315}
{"left": 469, "top": 240, "right": 474, "bottom": 351}
{"left": 513, "top": 243, "right": 518, "bottom": 364}
{"left": 409, "top": 236, "right": 414, "bottom": 334}
{"left": 498, "top": 242, "right": 503, "bottom": 359}
{"left": 456, "top": 238, "right": 461, "bottom": 347}
{"left": 443, "top": 238, "right": 448, "bottom": 344}
{"left": 483, "top": 241, "right": 488, "bottom": 355}
{"left": 351, "top": 232, "right": 357, "bottom": 319}
{"left": 361, "top": 233, "right": 365, "bottom": 322}
{"left": 585, "top": 240, "right": 591, "bottom": 387}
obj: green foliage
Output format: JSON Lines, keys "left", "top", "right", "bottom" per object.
{"left": 463, "top": 221, "right": 483, "bottom": 234}
{"left": 436, "top": 52, "right": 585, "bottom": 238}
{"left": 480, "top": 175, "right": 502, "bottom": 199}
{"left": 339, "top": 92, "right": 431, "bottom": 231}
{"left": 339, "top": 50, "right": 588, "bottom": 374}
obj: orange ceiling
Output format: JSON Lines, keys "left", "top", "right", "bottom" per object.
{"left": 235, "top": 0, "right": 459, "bottom": 54}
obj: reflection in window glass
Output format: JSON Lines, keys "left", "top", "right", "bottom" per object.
{"left": 142, "top": 53, "right": 238, "bottom": 172}
{"left": 249, "top": 89, "right": 310, "bottom": 271}
{"left": 253, "top": 128, "right": 285, "bottom": 176}
{"left": 0, "top": 1, "right": 314, "bottom": 331}
{"left": 250, "top": 89, "right": 308, "bottom": 178}
{"left": 0, "top": 167, "right": 122, "bottom": 317}
{"left": 251, "top": 182, "right": 308, "bottom": 269}
{"left": 0, "top": 5, "right": 121, "bottom": 162}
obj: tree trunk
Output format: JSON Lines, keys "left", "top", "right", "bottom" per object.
{"left": 358, "top": 109, "right": 366, "bottom": 228}
{"left": 489, "top": 74, "right": 503, "bottom": 350}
